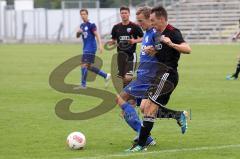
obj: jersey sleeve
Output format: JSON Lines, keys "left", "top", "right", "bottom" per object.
{"left": 111, "top": 25, "right": 117, "bottom": 40}
{"left": 134, "top": 25, "right": 144, "bottom": 38}
{"left": 172, "top": 29, "right": 185, "bottom": 44}
{"left": 90, "top": 23, "right": 97, "bottom": 32}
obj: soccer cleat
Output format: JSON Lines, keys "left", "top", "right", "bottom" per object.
{"left": 132, "top": 136, "right": 156, "bottom": 147}
{"left": 226, "top": 75, "right": 237, "bottom": 80}
{"left": 125, "top": 145, "right": 146, "bottom": 152}
{"left": 73, "top": 85, "right": 87, "bottom": 90}
{"left": 105, "top": 73, "right": 111, "bottom": 88}
{"left": 146, "top": 136, "right": 156, "bottom": 146}
{"left": 177, "top": 111, "right": 188, "bottom": 134}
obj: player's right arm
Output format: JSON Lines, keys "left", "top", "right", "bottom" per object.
{"left": 128, "top": 24, "right": 144, "bottom": 44}
{"left": 232, "top": 31, "right": 240, "bottom": 41}
{"left": 107, "top": 25, "right": 117, "bottom": 46}
{"left": 107, "top": 39, "right": 116, "bottom": 46}
{"left": 76, "top": 28, "right": 83, "bottom": 38}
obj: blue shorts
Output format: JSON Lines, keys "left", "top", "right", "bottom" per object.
{"left": 81, "top": 53, "right": 96, "bottom": 64}
{"left": 124, "top": 78, "right": 153, "bottom": 99}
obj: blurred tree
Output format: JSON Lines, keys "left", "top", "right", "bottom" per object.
{"left": 34, "top": 0, "right": 61, "bottom": 9}
{"left": 34, "top": 0, "right": 51, "bottom": 8}
{"left": 34, "top": 0, "right": 145, "bottom": 9}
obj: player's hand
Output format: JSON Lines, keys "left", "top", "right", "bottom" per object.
{"left": 104, "top": 40, "right": 117, "bottom": 51}
{"left": 98, "top": 45, "right": 103, "bottom": 54}
{"left": 144, "top": 46, "right": 157, "bottom": 56}
{"left": 106, "top": 40, "right": 116, "bottom": 46}
{"left": 161, "top": 36, "right": 174, "bottom": 47}
{"left": 77, "top": 28, "right": 83, "bottom": 33}
{"left": 128, "top": 38, "right": 136, "bottom": 45}
{"left": 76, "top": 29, "right": 83, "bottom": 38}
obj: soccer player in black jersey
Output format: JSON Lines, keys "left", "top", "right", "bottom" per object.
{"left": 107, "top": 6, "right": 144, "bottom": 88}
{"left": 127, "top": 5, "right": 192, "bottom": 152}
{"left": 226, "top": 28, "right": 240, "bottom": 80}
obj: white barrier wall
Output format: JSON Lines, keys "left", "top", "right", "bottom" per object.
{"left": 0, "top": 0, "right": 6, "bottom": 40}
{"left": 2, "top": 8, "right": 137, "bottom": 41}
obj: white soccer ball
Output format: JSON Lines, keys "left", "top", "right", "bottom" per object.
{"left": 66, "top": 132, "right": 86, "bottom": 150}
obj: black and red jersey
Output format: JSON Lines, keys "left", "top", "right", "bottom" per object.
{"left": 155, "top": 24, "right": 185, "bottom": 71}
{"left": 111, "top": 21, "right": 143, "bottom": 57}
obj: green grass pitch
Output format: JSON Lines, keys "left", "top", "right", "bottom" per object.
{"left": 0, "top": 44, "right": 240, "bottom": 159}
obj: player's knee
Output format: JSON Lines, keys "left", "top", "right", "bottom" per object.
{"left": 124, "top": 75, "right": 133, "bottom": 82}
{"left": 115, "top": 94, "right": 126, "bottom": 106}
{"left": 115, "top": 95, "right": 121, "bottom": 106}
{"left": 86, "top": 64, "right": 91, "bottom": 69}
{"left": 81, "top": 63, "right": 90, "bottom": 68}
{"left": 81, "top": 63, "right": 87, "bottom": 68}
{"left": 128, "top": 99, "right": 136, "bottom": 106}
{"left": 140, "top": 100, "right": 147, "bottom": 113}
{"left": 143, "top": 103, "right": 158, "bottom": 117}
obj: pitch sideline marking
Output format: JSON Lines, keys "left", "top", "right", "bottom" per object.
{"left": 72, "top": 144, "right": 240, "bottom": 159}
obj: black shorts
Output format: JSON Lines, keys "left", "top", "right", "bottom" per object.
{"left": 147, "top": 69, "right": 179, "bottom": 106}
{"left": 117, "top": 51, "right": 137, "bottom": 78}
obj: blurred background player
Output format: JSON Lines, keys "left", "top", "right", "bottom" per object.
{"left": 115, "top": 6, "right": 159, "bottom": 147}
{"left": 127, "top": 5, "right": 191, "bottom": 152}
{"left": 75, "top": 8, "right": 111, "bottom": 89}
{"left": 107, "top": 6, "right": 143, "bottom": 88}
{"left": 226, "top": 20, "right": 240, "bottom": 80}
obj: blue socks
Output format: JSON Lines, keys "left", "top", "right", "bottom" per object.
{"left": 81, "top": 66, "right": 107, "bottom": 87}
{"left": 121, "top": 102, "right": 141, "bottom": 133}
{"left": 81, "top": 67, "right": 88, "bottom": 86}
{"left": 88, "top": 66, "right": 107, "bottom": 79}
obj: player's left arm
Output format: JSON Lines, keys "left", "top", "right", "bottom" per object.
{"left": 161, "top": 29, "right": 191, "bottom": 54}
{"left": 93, "top": 30, "right": 103, "bottom": 53}
{"left": 129, "top": 25, "right": 144, "bottom": 44}
{"left": 129, "top": 37, "right": 142, "bottom": 44}
{"left": 90, "top": 23, "right": 103, "bottom": 53}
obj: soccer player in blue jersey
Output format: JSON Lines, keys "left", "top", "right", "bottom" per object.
{"left": 115, "top": 6, "right": 159, "bottom": 147}
{"left": 75, "top": 8, "right": 111, "bottom": 89}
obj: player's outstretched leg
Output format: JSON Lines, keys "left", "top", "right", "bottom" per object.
{"left": 226, "top": 59, "right": 240, "bottom": 80}
{"left": 88, "top": 66, "right": 111, "bottom": 87}
{"left": 88, "top": 66, "right": 107, "bottom": 78}
{"left": 156, "top": 106, "right": 188, "bottom": 134}
{"left": 177, "top": 111, "right": 188, "bottom": 134}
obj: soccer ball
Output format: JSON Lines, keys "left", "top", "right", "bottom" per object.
{"left": 66, "top": 132, "right": 86, "bottom": 150}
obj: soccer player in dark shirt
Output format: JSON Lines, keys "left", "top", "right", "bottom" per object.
{"left": 107, "top": 6, "right": 143, "bottom": 88}
{"left": 226, "top": 29, "right": 240, "bottom": 80}
{"left": 127, "top": 5, "right": 192, "bottom": 152}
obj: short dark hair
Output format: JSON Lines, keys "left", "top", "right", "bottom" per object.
{"left": 120, "top": 6, "right": 130, "bottom": 13}
{"left": 136, "top": 7, "right": 151, "bottom": 19}
{"left": 151, "top": 5, "right": 168, "bottom": 20}
{"left": 80, "top": 8, "right": 88, "bottom": 15}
